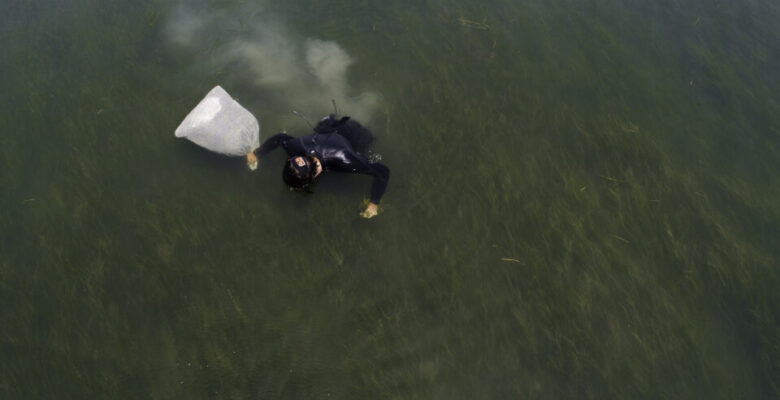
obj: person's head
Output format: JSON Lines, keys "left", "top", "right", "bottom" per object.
{"left": 282, "top": 156, "right": 316, "bottom": 190}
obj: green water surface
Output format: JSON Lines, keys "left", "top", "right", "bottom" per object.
{"left": 1, "top": 0, "right": 778, "bottom": 398}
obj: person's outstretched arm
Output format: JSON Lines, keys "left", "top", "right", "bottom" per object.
{"left": 254, "top": 133, "right": 294, "bottom": 158}
{"left": 353, "top": 160, "right": 390, "bottom": 219}
{"left": 366, "top": 162, "right": 390, "bottom": 206}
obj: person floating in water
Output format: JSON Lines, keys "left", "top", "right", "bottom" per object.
{"left": 245, "top": 114, "right": 389, "bottom": 218}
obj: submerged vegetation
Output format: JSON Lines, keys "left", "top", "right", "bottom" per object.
{"left": 1, "top": 0, "right": 777, "bottom": 398}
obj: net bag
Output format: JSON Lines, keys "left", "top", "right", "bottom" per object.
{"left": 175, "top": 86, "right": 260, "bottom": 156}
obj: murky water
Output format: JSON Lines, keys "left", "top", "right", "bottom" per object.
{"left": 1, "top": 0, "right": 778, "bottom": 398}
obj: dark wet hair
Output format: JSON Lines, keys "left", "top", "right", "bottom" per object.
{"left": 282, "top": 156, "right": 315, "bottom": 191}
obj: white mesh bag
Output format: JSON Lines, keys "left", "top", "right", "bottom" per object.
{"left": 175, "top": 86, "right": 260, "bottom": 156}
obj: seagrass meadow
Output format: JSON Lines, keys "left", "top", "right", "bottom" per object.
{"left": 1, "top": 0, "right": 778, "bottom": 398}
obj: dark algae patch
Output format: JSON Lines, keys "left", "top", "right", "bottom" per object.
{"left": 1, "top": 0, "right": 778, "bottom": 398}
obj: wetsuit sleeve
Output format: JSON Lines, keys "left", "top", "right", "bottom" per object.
{"left": 365, "top": 162, "right": 390, "bottom": 204}
{"left": 346, "top": 155, "right": 389, "bottom": 204}
{"left": 254, "top": 133, "right": 294, "bottom": 157}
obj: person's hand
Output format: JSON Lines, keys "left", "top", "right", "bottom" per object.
{"left": 246, "top": 152, "right": 258, "bottom": 171}
{"left": 360, "top": 202, "right": 379, "bottom": 219}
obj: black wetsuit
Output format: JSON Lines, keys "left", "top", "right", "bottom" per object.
{"left": 255, "top": 131, "right": 390, "bottom": 204}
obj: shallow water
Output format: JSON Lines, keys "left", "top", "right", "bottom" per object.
{"left": 1, "top": 0, "right": 778, "bottom": 398}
